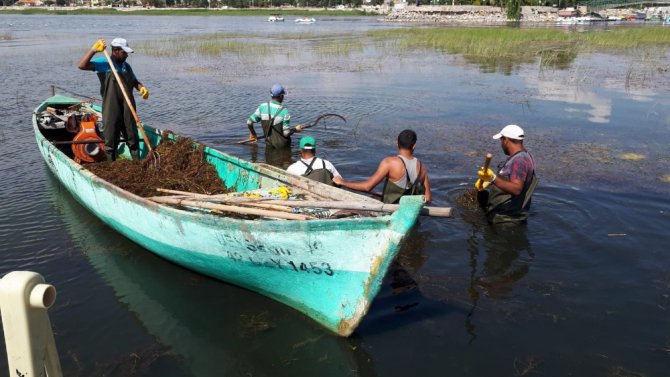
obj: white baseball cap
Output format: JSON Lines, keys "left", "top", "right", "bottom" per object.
{"left": 110, "top": 38, "right": 133, "bottom": 53}
{"left": 493, "top": 124, "right": 525, "bottom": 140}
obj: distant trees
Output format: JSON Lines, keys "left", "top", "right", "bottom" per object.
{"left": 506, "top": 0, "right": 520, "bottom": 20}
{"left": 3, "top": 0, "right": 582, "bottom": 8}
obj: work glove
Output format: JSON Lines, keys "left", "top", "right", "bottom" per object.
{"left": 248, "top": 133, "right": 258, "bottom": 143}
{"left": 139, "top": 87, "right": 149, "bottom": 100}
{"left": 91, "top": 39, "right": 106, "bottom": 52}
{"left": 474, "top": 178, "right": 491, "bottom": 191}
{"left": 294, "top": 124, "right": 305, "bottom": 132}
{"left": 477, "top": 167, "right": 496, "bottom": 183}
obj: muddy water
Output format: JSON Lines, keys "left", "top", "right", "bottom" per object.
{"left": 1, "top": 14, "right": 669, "bottom": 376}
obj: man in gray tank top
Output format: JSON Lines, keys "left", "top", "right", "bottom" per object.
{"left": 333, "top": 130, "right": 431, "bottom": 204}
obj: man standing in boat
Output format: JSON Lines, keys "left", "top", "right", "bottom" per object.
{"left": 333, "top": 129, "right": 431, "bottom": 204}
{"left": 475, "top": 124, "right": 538, "bottom": 224}
{"left": 78, "top": 38, "right": 149, "bottom": 161}
{"left": 286, "top": 136, "right": 342, "bottom": 186}
{"left": 247, "top": 84, "right": 302, "bottom": 150}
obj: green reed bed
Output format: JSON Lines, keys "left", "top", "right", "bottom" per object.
{"left": 368, "top": 27, "right": 670, "bottom": 69}
{"left": 138, "top": 34, "right": 272, "bottom": 57}
{"left": 577, "top": 28, "right": 670, "bottom": 50}
{"left": 315, "top": 38, "right": 365, "bottom": 57}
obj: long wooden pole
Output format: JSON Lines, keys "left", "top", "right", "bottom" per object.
{"left": 102, "top": 49, "right": 154, "bottom": 155}
{"left": 483, "top": 153, "right": 493, "bottom": 172}
{"left": 150, "top": 188, "right": 453, "bottom": 218}
{"left": 148, "top": 196, "right": 314, "bottom": 220}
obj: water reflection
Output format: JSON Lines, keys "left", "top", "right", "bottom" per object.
{"left": 357, "top": 226, "right": 449, "bottom": 337}
{"left": 458, "top": 194, "right": 534, "bottom": 343}
{"left": 263, "top": 144, "right": 293, "bottom": 169}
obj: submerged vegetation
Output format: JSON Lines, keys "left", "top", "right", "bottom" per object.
{"left": 138, "top": 34, "right": 272, "bottom": 57}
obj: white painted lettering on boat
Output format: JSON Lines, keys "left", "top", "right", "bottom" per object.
{"left": 245, "top": 243, "right": 292, "bottom": 256}
{"left": 225, "top": 251, "right": 334, "bottom": 276}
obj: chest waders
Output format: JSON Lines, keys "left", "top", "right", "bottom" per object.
{"left": 381, "top": 157, "right": 425, "bottom": 204}
{"left": 99, "top": 66, "right": 139, "bottom": 160}
{"left": 261, "top": 102, "right": 290, "bottom": 149}
{"left": 479, "top": 153, "right": 539, "bottom": 224}
{"left": 301, "top": 159, "right": 334, "bottom": 185}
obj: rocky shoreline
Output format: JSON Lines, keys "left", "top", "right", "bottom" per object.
{"left": 383, "top": 5, "right": 670, "bottom": 23}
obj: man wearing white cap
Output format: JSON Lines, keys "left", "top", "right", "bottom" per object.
{"left": 475, "top": 124, "right": 538, "bottom": 224}
{"left": 78, "top": 38, "right": 149, "bottom": 161}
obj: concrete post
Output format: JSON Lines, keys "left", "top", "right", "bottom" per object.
{"left": 0, "top": 271, "right": 63, "bottom": 377}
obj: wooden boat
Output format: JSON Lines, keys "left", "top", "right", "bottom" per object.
{"left": 33, "top": 94, "right": 428, "bottom": 336}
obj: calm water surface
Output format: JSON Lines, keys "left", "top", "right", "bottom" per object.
{"left": 1, "top": 15, "right": 669, "bottom": 376}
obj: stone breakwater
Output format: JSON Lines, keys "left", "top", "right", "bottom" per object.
{"left": 384, "top": 5, "right": 562, "bottom": 23}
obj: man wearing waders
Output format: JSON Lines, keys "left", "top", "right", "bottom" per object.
{"left": 78, "top": 38, "right": 149, "bottom": 161}
{"left": 286, "top": 136, "right": 341, "bottom": 185}
{"left": 333, "top": 130, "right": 432, "bottom": 204}
{"left": 247, "top": 84, "right": 302, "bottom": 149}
{"left": 475, "top": 124, "right": 538, "bottom": 224}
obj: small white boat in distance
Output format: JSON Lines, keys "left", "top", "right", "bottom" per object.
{"left": 295, "top": 16, "right": 316, "bottom": 24}
{"left": 268, "top": 15, "right": 284, "bottom": 22}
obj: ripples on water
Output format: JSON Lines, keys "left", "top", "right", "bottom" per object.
{"left": 1, "top": 14, "right": 669, "bottom": 377}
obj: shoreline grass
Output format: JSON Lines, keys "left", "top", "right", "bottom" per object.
{"left": 368, "top": 27, "right": 670, "bottom": 70}
{"left": 369, "top": 27, "right": 670, "bottom": 54}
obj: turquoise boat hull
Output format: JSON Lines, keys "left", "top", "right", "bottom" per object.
{"left": 33, "top": 95, "right": 424, "bottom": 336}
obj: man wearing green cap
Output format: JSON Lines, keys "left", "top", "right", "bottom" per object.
{"left": 286, "top": 136, "right": 341, "bottom": 185}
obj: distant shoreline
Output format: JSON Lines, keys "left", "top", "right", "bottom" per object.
{"left": 1, "top": 4, "right": 668, "bottom": 23}
{"left": 385, "top": 5, "right": 670, "bottom": 24}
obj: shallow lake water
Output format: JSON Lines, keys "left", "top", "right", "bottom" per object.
{"left": 1, "top": 14, "right": 669, "bottom": 376}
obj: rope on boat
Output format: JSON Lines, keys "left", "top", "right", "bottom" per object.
{"left": 50, "top": 85, "right": 101, "bottom": 103}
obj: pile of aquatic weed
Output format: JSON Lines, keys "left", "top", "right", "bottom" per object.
{"left": 87, "top": 133, "right": 229, "bottom": 198}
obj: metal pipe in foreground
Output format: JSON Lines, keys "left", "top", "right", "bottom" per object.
{"left": 0, "top": 271, "right": 63, "bottom": 377}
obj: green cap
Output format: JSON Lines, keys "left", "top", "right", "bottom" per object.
{"left": 299, "top": 136, "right": 316, "bottom": 150}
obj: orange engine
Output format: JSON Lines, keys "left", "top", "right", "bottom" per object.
{"left": 72, "top": 114, "right": 105, "bottom": 163}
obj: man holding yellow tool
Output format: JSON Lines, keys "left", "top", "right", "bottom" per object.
{"left": 476, "top": 124, "right": 538, "bottom": 224}
{"left": 78, "top": 38, "right": 149, "bottom": 161}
